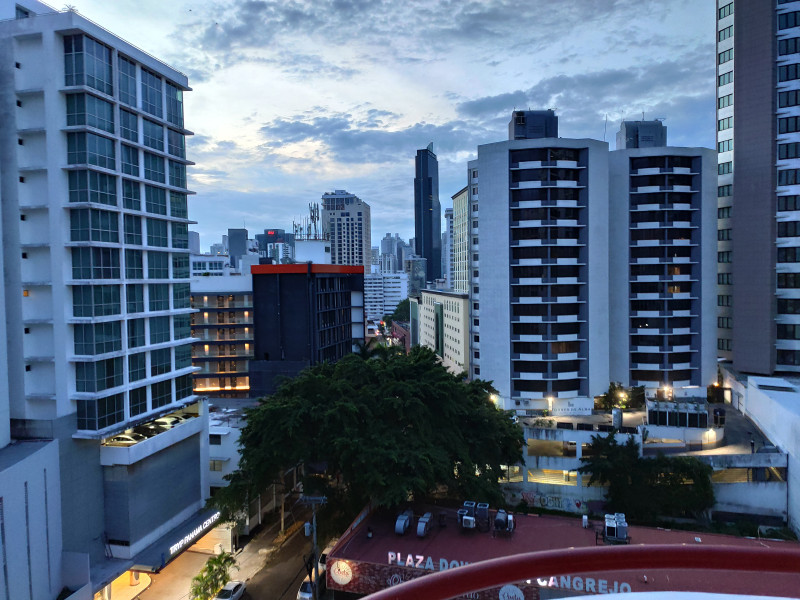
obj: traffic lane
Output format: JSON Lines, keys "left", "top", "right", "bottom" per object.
{"left": 243, "top": 522, "right": 312, "bottom": 600}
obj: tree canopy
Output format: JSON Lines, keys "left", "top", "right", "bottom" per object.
{"left": 212, "top": 346, "right": 523, "bottom": 519}
{"left": 578, "top": 431, "right": 714, "bottom": 522}
{"left": 383, "top": 298, "right": 410, "bottom": 327}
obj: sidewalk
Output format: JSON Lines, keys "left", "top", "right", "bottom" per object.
{"left": 234, "top": 508, "right": 310, "bottom": 583}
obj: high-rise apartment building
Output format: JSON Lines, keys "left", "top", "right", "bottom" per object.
{"left": 227, "top": 227, "right": 248, "bottom": 269}
{"left": 443, "top": 207, "right": 453, "bottom": 288}
{"left": 322, "top": 189, "right": 371, "bottom": 269}
{"left": 364, "top": 272, "right": 409, "bottom": 321}
{"left": 716, "top": 0, "right": 800, "bottom": 375}
{"left": 0, "top": 2, "right": 209, "bottom": 596}
{"left": 414, "top": 144, "right": 441, "bottom": 282}
{"left": 468, "top": 112, "right": 716, "bottom": 409}
{"left": 452, "top": 186, "right": 470, "bottom": 293}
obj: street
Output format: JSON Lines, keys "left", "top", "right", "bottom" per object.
{"left": 243, "top": 523, "right": 312, "bottom": 600}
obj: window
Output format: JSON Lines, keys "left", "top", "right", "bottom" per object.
{"left": 718, "top": 206, "right": 732, "bottom": 218}
{"left": 778, "top": 220, "right": 800, "bottom": 236}
{"left": 70, "top": 208, "right": 118, "bottom": 243}
{"left": 149, "top": 283, "right": 170, "bottom": 311}
{"left": 718, "top": 316, "right": 733, "bottom": 328}
{"left": 718, "top": 228, "right": 732, "bottom": 241}
{"left": 717, "top": 338, "right": 732, "bottom": 351}
{"left": 718, "top": 48, "right": 733, "bottom": 65}
{"left": 210, "top": 460, "right": 223, "bottom": 472}
{"left": 173, "top": 255, "right": 189, "bottom": 279}
{"left": 128, "top": 318, "right": 145, "bottom": 348}
{"left": 143, "top": 119, "right": 164, "bottom": 151}
{"left": 68, "top": 170, "right": 116, "bottom": 205}
{"left": 717, "top": 272, "right": 732, "bottom": 285}
{"left": 718, "top": 71, "right": 733, "bottom": 86}
{"left": 718, "top": 161, "right": 732, "bottom": 175}
{"left": 778, "top": 246, "right": 800, "bottom": 262}
{"left": 127, "top": 284, "right": 144, "bottom": 313}
{"left": 150, "top": 316, "right": 171, "bottom": 344}
{"left": 175, "top": 344, "right": 191, "bottom": 368}
{"left": 148, "top": 252, "right": 170, "bottom": 279}
{"left": 145, "top": 185, "right": 167, "bottom": 215}
{"left": 168, "top": 130, "right": 185, "bottom": 158}
{"left": 124, "top": 214, "right": 142, "bottom": 245}
{"left": 143, "top": 152, "right": 165, "bottom": 183}
{"left": 718, "top": 2, "right": 733, "bottom": 19}
{"left": 779, "top": 297, "right": 800, "bottom": 313}
{"left": 119, "top": 56, "right": 137, "bottom": 106}
{"left": 151, "top": 380, "right": 171, "bottom": 409}
{"left": 781, "top": 116, "right": 800, "bottom": 134}
{"left": 150, "top": 348, "right": 171, "bottom": 376}
{"left": 76, "top": 357, "right": 122, "bottom": 392}
{"left": 77, "top": 393, "right": 124, "bottom": 430}
{"left": 172, "top": 222, "right": 188, "bottom": 249}
{"left": 125, "top": 249, "right": 143, "bottom": 279}
{"left": 64, "top": 35, "right": 112, "bottom": 95}
{"left": 781, "top": 37, "right": 800, "bottom": 56}
{"left": 779, "top": 63, "right": 800, "bottom": 82}
{"left": 779, "top": 11, "right": 800, "bottom": 30}
{"left": 121, "top": 144, "right": 139, "bottom": 176}
{"left": 174, "top": 314, "right": 191, "bottom": 340}
{"left": 778, "top": 272, "right": 800, "bottom": 287}
{"left": 176, "top": 373, "right": 192, "bottom": 400}
{"left": 147, "top": 219, "right": 169, "bottom": 247}
{"left": 778, "top": 324, "right": 800, "bottom": 339}
{"left": 129, "top": 352, "right": 146, "bottom": 381}
{"left": 123, "top": 179, "right": 140, "bottom": 210}
{"left": 74, "top": 322, "right": 121, "bottom": 355}
{"left": 717, "top": 116, "right": 733, "bottom": 131}
{"left": 778, "top": 169, "right": 800, "bottom": 186}
{"left": 209, "top": 434, "right": 222, "bottom": 445}
{"left": 718, "top": 25, "right": 733, "bottom": 42}
{"left": 141, "top": 69, "right": 163, "bottom": 117}
{"left": 130, "top": 386, "right": 147, "bottom": 416}
{"left": 778, "top": 195, "right": 800, "bottom": 211}
{"left": 718, "top": 184, "right": 732, "bottom": 197}
{"left": 66, "top": 93, "right": 113, "bottom": 132}
{"left": 71, "top": 247, "right": 119, "bottom": 279}
{"left": 780, "top": 143, "right": 800, "bottom": 160}
{"left": 170, "top": 192, "right": 187, "bottom": 218}
{"left": 169, "top": 160, "right": 187, "bottom": 189}
{"left": 73, "top": 285, "right": 120, "bottom": 317}
{"left": 717, "top": 295, "right": 732, "bottom": 307}
{"left": 166, "top": 82, "right": 184, "bottom": 128}
{"left": 67, "top": 132, "right": 115, "bottom": 169}
{"left": 120, "top": 109, "right": 138, "bottom": 142}
{"left": 717, "top": 93, "right": 733, "bottom": 109}
{"left": 718, "top": 139, "right": 732, "bottom": 153}
{"left": 718, "top": 251, "right": 732, "bottom": 263}
{"left": 779, "top": 89, "right": 800, "bottom": 108}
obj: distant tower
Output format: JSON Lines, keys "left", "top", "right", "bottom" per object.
{"left": 321, "top": 190, "right": 372, "bottom": 268}
{"left": 414, "top": 143, "right": 441, "bottom": 281}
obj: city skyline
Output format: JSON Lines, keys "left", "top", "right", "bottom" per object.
{"left": 66, "top": 0, "right": 716, "bottom": 249}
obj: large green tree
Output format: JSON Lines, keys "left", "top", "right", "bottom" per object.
{"left": 190, "top": 552, "right": 237, "bottom": 600}
{"left": 212, "top": 347, "right": 523, "bottom": 518}
{"left": 579, "top": 432, "right": 714, "bottom": 522}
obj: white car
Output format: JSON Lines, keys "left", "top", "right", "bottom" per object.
{"left": 154, "top": 414, "right": 188, "bottom": 428}
{"left": 104, "top": 432, "right": 146, "bottom": 447}
{"left": 214, "top": 581, "right": 245, "bottom": 600}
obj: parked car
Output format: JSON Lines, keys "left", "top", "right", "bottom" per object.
{"left": 154, "top": 414, "right": 188, "bottom": 428}
{"left": 214, "top": 581, "right": 245, "bottom": 600}
{"left": 318, "top": 538, "right": 339, "bottom": 574}
{"left": 104, "top": 432, "right": 146, "bottom": 447}
{"left": 132, "top": 423, "right": 168, "bottom": 438}
{"left": 297, "top": 576, "right": 314, "bottom": 600}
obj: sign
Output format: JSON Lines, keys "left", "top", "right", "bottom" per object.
{"left": 168, "top": 511, "right": 221, "bottom": 556}
{"left": 498, "top": 585, "right": 524, "bottom": 600}
{"left": 387, "top": 552, "right": 470, "bottom": 571}
{"left": 537, "top": 575, "right": 631, "bottom": 594}
{"left": 330, "top": 560, "right": 353, "bottom": 585}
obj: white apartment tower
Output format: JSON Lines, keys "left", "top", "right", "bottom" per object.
{"left": 452, "top": 186, "right": 470, "bottom": 294}
{"left": 0, "top": 3, "right": 208, "bottom": 598}
{"left": 322, "top": 189, "right": 372, "bottom": 269}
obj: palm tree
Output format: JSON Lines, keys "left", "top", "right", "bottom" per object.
{"left": 189, "top": 551, "right": 238, "bottom": 600}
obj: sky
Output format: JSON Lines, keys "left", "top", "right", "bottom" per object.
{"left": 69, "top": 0, "right": 716, "bottom": 252}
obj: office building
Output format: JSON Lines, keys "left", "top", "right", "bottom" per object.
{"left": 412, "top": 290, "right": 470, "bottom": 373}
{"left": 0, "top": 2, "right": 210, "bottom": 597}
{"left": 227, "top": 228, "right": 248, "bottom": 269}
{"left": 469, "top": 112, "right": 715, "bottom": 409}
{"left": 256, "top": 228, "right": 294, "bottom": 263}
{"left": 452, "top": 186, "right": 470, "bottom": 294}
{"left": 364, "top": 272, "right": 409, "bottom": 321}
{"left": 322, "top": 189, "right": 371, "bottom": 269}
{"left": 610, "top": 122, "right": 717, "bottom": 388}
{"left": 715, "top": 0, "right": 800, "bottom": 374}
{"left": 248, "top": 264, "right": 365, "bottom": 397}
{"left": 414, "top": 144, "right": 441, "bottom": 282}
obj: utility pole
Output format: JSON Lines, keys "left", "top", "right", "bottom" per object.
{"left": 300, "top": 495, "right": 327, "bottom": 600}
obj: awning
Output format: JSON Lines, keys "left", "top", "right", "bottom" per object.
{"left": 130, "top": 507, "right": 222, "bottom": 573}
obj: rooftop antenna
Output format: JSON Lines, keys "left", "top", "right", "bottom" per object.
{"left": 603, "top": 114, "right": 608, "bottom": 141}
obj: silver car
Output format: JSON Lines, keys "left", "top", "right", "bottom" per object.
{"left": 214, "top": 581, "right": 245, "bottom": 600}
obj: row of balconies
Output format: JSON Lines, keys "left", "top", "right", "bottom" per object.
{"left": 191, "top": 330, "right": 253, "bottom": 341}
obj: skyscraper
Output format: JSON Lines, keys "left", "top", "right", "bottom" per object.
{"left": 0, "top": 2, "right": 207, "bottom": 596}
{"left": 716, "top": 0, "right": 800, "bottom": 375}
{"left": 414, "top": 143, "right": 441, "bottom": 282}
{"left": 322, "top": 189, "right": 372, "bottom": 269}
{"left": 443, "top": 207, "right": 454, "bottom": 288}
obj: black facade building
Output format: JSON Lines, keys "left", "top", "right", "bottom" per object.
{"left": 414, "top": 144, "right": 441, "bottom": 282}
{"left": 248, "top": 264, "right": 365, "bottom": 397}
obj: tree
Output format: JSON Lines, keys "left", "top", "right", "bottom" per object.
{"left": 579, "top": 432, "right": 714, "bottom": 522}
{"left": 383, "top": 298, "right": 410, "bottom": 327}
{"left": 597, "top": 381, "right": 626, "bottom": 411}
{"left": 212, "top": 346, "right": 523, "bottom": 519}
{"left": 190, "top": 551, "right": 238, "bottom": 600}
